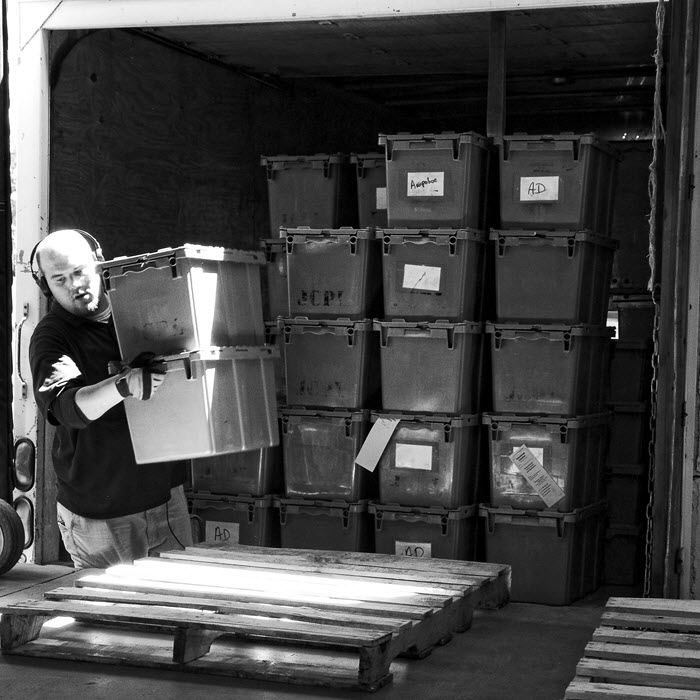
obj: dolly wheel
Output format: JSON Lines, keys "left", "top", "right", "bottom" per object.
{"left": 0, "top": 499, "right": 24, "bottom": 576}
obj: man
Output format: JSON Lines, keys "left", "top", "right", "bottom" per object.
{"left": 28, "top": 229, "right": 192, "bottom": 570}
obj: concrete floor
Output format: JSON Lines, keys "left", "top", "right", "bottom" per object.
{"left": 0, "top": 563, "right": 639, "bottom": 700}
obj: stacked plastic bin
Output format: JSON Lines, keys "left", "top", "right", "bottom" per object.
{"left": 273, "top": 224, "right": 381, "bottom": 553}
{"left": 479, "top": 133, "right": 619, "bottom": 605}
{"left": 368, "top": 131, "right": 489, "bottom": 561}
{"left": 604, "top": 332, "right": 652, "bottom": 585}
{"left": 100, "top": 244, "right": 281, "bottom": 548}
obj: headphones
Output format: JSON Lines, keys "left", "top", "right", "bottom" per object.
{"left": 30, "top": 229, "right": 104, "bottom": 299}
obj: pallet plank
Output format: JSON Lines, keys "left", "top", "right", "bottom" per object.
{"left": 74, "top": 573, "right": 435, "bottom": 619}
{"left": 0, "top": 600, "right": 392, "bottom": 647}
{"left": 566, "top": 679, "right": 700, "bottom": 699}
{"left": 593, "top": 628, "right": 700, "bottom": 650}
{"left": 601, "top": 612, "right": 700, "bottom": 634}
{"left": 158, "top": 550, "right": 492, "bottom": 588}
{"left": 131, "top": 557, "right": 470, "bottom": 598}
{"left": 606, "top": 597, "right": 700, "bottom": 618}
{"left": 575, "top": 658, "right": 700, "bottom": 691}
{"left": 45, "top": 586, "right": 415, "bottom": 632}
{"left": 585, "top": 641, "right": 700, "bottom": 668}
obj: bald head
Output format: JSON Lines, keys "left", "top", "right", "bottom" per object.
{"left": 35, "top": 229, "right": 108, "bottom": 318}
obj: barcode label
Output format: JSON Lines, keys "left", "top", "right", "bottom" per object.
{"left": 509, "top": 444, "right": 565, "bottom": 507}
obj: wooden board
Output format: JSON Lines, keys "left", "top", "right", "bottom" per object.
{"left": 565, "top": 597, "right": 700, "bottom": 699}
{"left": 0, "top": 544, "right": 510, "bottom": 692}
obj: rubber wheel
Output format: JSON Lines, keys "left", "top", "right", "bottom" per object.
{"left": 0, "top": 499, "right": 24, "bottom": 576}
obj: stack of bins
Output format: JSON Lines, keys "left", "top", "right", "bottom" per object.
{"left": 100, "top": 244, "right": 281, "bottom": 548}
{"left": 276, "top": 225, "right": 382, "bottom": 552}
{"left": 604, "top": 337, "right": 652, "bottom": 585}
{"left": 369, "top": 131, "right": 488, "bottom": 561}
{"left": 479, "top": 133, "right": 619, "bottom": 605}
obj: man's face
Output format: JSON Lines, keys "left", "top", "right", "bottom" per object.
{"left": 39, "top": 242, "right": 105, "bottom": 318}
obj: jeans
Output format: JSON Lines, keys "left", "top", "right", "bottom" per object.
{"left": 57, "top": 485, "right": 193, "bottom": 570}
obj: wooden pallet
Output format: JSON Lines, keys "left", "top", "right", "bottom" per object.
{"left": 565, "top": 597, "right": 700, "bottom": 699}
{"left": 0, "top": 544, "right": 510, "bottom": 692}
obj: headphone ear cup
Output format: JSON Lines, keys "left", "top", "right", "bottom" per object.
{"left": 33, "top": 272, "right": 52, "bottom": 298}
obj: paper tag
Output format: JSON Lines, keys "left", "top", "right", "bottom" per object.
{"left": 509, "top": 444, "right": 565, "bottom": 507}
{"left": 355, "top": 418, "right": 400, "bottom": 472}
{"left": 376, "top": 186, "right": 387, "bottom": 210}
{"left": 407, "top": 172, "right": 444, "bottom": 196}
{"left": 395, "top": 443, "right": 433, "bottom": 471}
{"left": 205, "top": 521, "right": 240, "bottom": 544}
{"left": 396, "top": 541, "right": 432, "bottom": 558}
{"left": 519, "top": 176, "right": 560, "bottom": 201}
{"left": 402, "top": 264, "right": 441, "bottom": 292}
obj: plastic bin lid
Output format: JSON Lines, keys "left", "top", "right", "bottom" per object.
{"left": 373, "top": 319, "right": 482, "bottom": 334}
{"left": 378, "top": 131, "right": 487, "bottom": 146}
{"left": 368, "top": 503, "right": 477, "bottom": 519}
{"left": 502, "top": 131, "right": 617, "bottom": 153}
{"left": 377, "top": 227, "right": 485, "bottom": 241}
{"left": 102, "top": 244, "right": 263, "bottom": 269}
{"left": 485, "top": 322, "right": 615, "bottom": 338}
{"left": 281, "top": 226, "right": 374, "bottom": 239}
{"left": 371, "top": 411, "right": 480, "bottom": 427}
{"left": 280, "top": 407, "right": 370, "bottom": 421}
{"left": 280, "top": 318, "right": 373, "bottom": 330}
{"left": 478, "top": 500, "right": 607, "bottom": 523}
{"left": 482, "top": 412, "right": 612, "bottom": 429}
{"left": 260, "top": 153, "right": 348, "bottom": 165}
{"left": 191, "top": 493, "right": 275, "bottom": 507}
{"left": 275, "top": 497, "right": 369, "bottom": 512}
{"left": 488, "top": 229, "right": 618, "bottom": 250}
{"left": 162, "top": 345, "right": 279, "bottom": 364}
{"left": 349, "top": 152, "right": 385, "bottom": 164}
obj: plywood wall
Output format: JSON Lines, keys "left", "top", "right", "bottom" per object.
{"left": 49, "top": 29, "right": 390, "bottom": 258}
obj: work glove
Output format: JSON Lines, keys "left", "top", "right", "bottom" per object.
{"left": 108, "top": 352, "right": 167, "bottom": 401}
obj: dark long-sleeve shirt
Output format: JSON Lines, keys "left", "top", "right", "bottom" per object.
{"left": 29, "top": 302, "right": 187, "bottom": 519}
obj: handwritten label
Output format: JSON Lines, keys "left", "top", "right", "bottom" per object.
{"left": 509, "top": 444, "right": 565, "bottom": 507}
{"left": 355, "top": 417, "right": 401, "bottom": 472}
{"left": 395, "top": 443, "right": 433, "bottom": 471}
{"left": 402, "top": 264, "right": 441, "bottom": 292}
{"left": 205, "top": 521, "right": 240, "bottom": 544}
{"left": 396, "top": 541, "right": 432, "bottom": 558}
{"left": 296, "top": 289, "right": 344, "bottom": 308}
{"left": 407, "top": 171, "right": 444, "bottom": 196}
{"left": 376, "top": 187, "right": 387, "bottom": 210}
{"left": 519, "top": 176, "right": 560, "bottom": 202}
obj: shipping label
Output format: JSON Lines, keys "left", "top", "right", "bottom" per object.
{"left": 509, "top": 444, "right": 565, "bottom": 507}
{"left": 376, "top": 186, "right": 387, "bottom": 210}
{"left": 396, "top": 541, "right": 432, "bottom": 558}
{"left": 355, "top": 417, "right": 401, "bottom": 472}
{"left": 205, "top": 521, "right": 240, "bottom": 544}
{"left": 519, "top": 176, "right": 560, "bottom": 202}
{"left": 407, "top": 171, "right": 444, "bottom": 196}
{"left": 395, "top": 443, "right": 433, "bottom": 471}
{"left": 402, "top": 264, "right": 442, "bottom": 292}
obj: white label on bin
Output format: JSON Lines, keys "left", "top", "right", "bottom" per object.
{"left": 402, "top": 264, "right": 442, "bottom": 292}
{"left": 205, "top": 521, "right": 240, "bottom": 544}
{"left": 396, "top": 541, "right": 432, "bottom": 558}
{"left": 519, "top": 176, "right": 560, "bottom": 202}
{"left": 376, "top": 186, "right": 387, "bottom": 210}
{"left": 355, "top": 417, "right": 401, "bottom": 472}
{"left": 510, "top": 444, "right": 565, "bottom": 507}
{"left": 395, "top": 443, "right": 433, "bottom": 471}
{"left": 407, "top": 172, "right": 444, "bottom": 196}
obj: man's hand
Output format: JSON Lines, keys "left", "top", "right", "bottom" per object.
{"left": 124, "top": 364, "right": 166, "bottom": 401}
